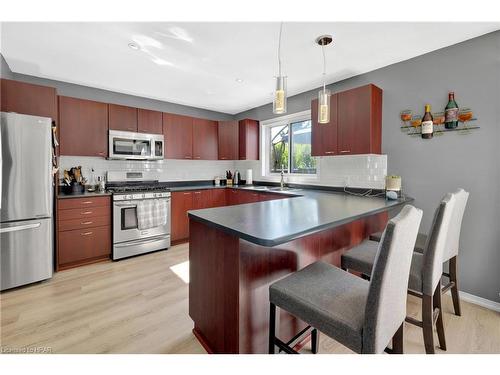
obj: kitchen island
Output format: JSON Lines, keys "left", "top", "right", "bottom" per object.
{"left": 188, "top": 188, "right": 411, "bottom": 353}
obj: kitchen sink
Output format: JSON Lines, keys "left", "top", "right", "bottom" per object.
{"left": 268, "top": 187, "right": 302, "bottom": 192}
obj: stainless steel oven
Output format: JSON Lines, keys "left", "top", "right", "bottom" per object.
{"left": 108, "top": 130, "right": 164, "bottom": 160}
{"left": 112, "top": 191, "right": 171, "bottom": 260}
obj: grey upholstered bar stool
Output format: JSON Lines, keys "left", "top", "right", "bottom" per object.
{"left": 369, "top": 188, "right": 469, "bottom": 316}
{"left": 342, "top": 192, "right": 458, "bottom": 354}
{"left": 268, "top": 205, "right": 423, "bottom": 354}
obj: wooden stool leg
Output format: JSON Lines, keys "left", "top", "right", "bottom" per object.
{"left": 449, "top": 256, "right": 462, "bottom": 316}
{"left": 311, "top": 328, "right": 319, "bottom": 354}
{"left": 433, "top": 282, "right": 447, "bottom": 351}
{"left": 422, "top": 293, "right": 435, "bottom": 354}
{"left": 269, "top": 303, "right": 277, "bottom": 354}
{"left": 392, "top": 323, "right": 404, "bottom": 354}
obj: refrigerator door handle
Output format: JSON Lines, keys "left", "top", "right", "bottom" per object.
{"left": 0, "top": 222, "right": 41, "bottom": 234}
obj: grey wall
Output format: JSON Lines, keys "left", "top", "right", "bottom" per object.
{"left": 236, "top": 31, "right": 500, "bottom": 302}
{"left": 0, "top": 54, "right": 233, "bottom": 121}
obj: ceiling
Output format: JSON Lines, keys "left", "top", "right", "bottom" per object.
{"left": 1, "top": 22, "right": 499, "bottom": 114}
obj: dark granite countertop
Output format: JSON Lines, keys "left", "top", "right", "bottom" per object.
{"left": 57, "top": 191, "right": 112, "bottom": 199}
{"left": 188, "top": 188, "right": 412, "bottom": 246}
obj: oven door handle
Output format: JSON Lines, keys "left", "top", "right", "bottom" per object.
{"left": 114, "top": 202, "right": 137, "bottom": 207}
{"left": 114, "top": 235, "right": 170, "bottom": 248}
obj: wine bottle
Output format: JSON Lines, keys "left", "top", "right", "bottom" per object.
{"left": 421, "top": 104, "right": 433, "bottom": 139}
{"left": 445, "top": 92, "right": 459, "bottom": 129}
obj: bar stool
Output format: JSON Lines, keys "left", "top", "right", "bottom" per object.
{"left": 268, "top": 205, "right": 423, "bottom": 354}
{"left": 368, "top": 188, "right": 469, "bottom": 316}
{"left": 342, "top": 192, "right": 458, "bottom": 354}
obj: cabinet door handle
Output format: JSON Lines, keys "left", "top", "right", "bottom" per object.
{"left": 185, "top": 156, "right": 192, "bottom": 159}
{"left": 183, "top": 192, "right": 191, "bottom": 195}
{"left": 81, "top": 211, "right": 93, "bottom": 215}
{"left": 81, "top": 201, "right": 93, "bottom": 205}
{"left": 194, "top": 192, "right": 201, "bottom": 194}
{"left": 325, "top": 151, "right": 335, "bottom": 154}
{"left": 194, "top": 156, "right": 201, "bottom": 159}
{"left": 81, "top": 231, "right": 93, "bottom": 236}
{"left": 220, "top": 157, "right": 227, "bottom": 160}
{"left": 340, "top": 150, "right": 351, "bottom": 153}
{"left": 81, "top": 221, "right": 93, "bottom": 225}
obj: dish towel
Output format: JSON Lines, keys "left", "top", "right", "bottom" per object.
{"left": 137, "top": 199, "right": 168, "bottom": 230}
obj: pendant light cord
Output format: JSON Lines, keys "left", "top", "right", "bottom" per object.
{"left": 278, "top": 22, "right": 283, "bottom": 77}
{"left": 322, "top": 43, "right": 326, "bottom": 92}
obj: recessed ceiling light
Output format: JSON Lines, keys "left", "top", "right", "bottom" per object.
{"left": 235, "top": 78, "right": 243, "bottom": 83}
{"left": 128, "top": 42, "right": 140, "bottom": 50}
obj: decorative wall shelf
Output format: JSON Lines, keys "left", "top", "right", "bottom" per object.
{"left": 400, "top": 107, "right": 479, "bottom": 137}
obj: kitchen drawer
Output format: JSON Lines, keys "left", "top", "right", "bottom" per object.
{"left": 58, "top": 196, "right": 110, "bottom": 210}
{"left": 58, "top": 206, "right": 110, "bottom": 221}
{"left": 58, "top": 226, "right": 111, "bottom": 265}
{"left": 58, "top": 215, "right": 111, "bottom": 232}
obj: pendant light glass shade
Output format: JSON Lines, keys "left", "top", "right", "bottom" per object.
{"left": 273, "top": 23, "right": 287, "bottom": 115}
{"left": 273, "top": 76, "right": 287, "bottom": 114}
{"left": 318, "top": 88, "right": 331, "bottom": 123}
{"left": 315, "top": 35, "right": 333, "bottom": 124}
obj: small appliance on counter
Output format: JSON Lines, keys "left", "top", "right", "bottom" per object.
{"left": 385, "top": 175, "right": 402, "bottom": 200}
{"left": 233, "top": 170, "right": 240, "bottom": 185}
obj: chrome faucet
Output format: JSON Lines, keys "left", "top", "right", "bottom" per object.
{"left": 280, "top": 164, "right": 286, "bottom": 189}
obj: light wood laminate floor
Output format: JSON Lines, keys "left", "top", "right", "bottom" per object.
{"left": 1, "top": 243, "right": 499, "bottom": 354}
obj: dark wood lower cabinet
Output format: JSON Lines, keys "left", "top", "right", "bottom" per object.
{"left": 58, "top": 226, "right": 111, "bottom": 266}
{"left": 171, "top": 191, "right": 194, "bottom": 243}
{"left": 56, "top": 196, "right": 111, "bottom": 270}
{"left": 189, "top": 211, "right": 388, "bottom": 353}
{"left": 172, "top": 189, "right": 283, "bottom": 243}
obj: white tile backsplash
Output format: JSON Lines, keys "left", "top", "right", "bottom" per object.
{"left": 235, "top": 154, "right": 387, "bottom": 189}
{"left": 59, "top": 154, "right": 387, "bottom": 189}
{"left": 59, "top": 156, "right": 234, "bottom": 183}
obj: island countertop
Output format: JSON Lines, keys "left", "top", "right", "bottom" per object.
{"left": 188, "top": 188, "right": 412, "bottom": 247}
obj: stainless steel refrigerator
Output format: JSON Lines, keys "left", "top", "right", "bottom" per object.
{"left": 1, "top": 112, "right": 53, "bottom": 291}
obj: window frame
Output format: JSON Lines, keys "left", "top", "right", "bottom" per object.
{"left": 260, "top": 110, "right": 319, "bottom": 180}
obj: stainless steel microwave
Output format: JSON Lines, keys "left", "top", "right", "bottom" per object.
{"left": 108, "top": 130, "right": 164, "bottom": 160}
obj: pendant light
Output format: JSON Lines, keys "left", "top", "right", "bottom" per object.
{"left": 316, "top": 35, "right": 333, "bottom": 124}
{"left": 273, "top": 22, "right": 287, "bottom": 114}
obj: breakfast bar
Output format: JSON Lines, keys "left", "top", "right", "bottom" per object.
{"left": 188, "top": 189, "right": 411, "bottom": 353}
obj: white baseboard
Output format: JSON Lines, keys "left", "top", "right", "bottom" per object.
{"left": 454, "top": 290, "right": 500, "bottom": 313}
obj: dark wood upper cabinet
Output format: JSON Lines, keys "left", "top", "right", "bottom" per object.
{"left": 1, "top": 78, "right": 57, "bottom": 121}
{"left": 311, "top": 93, "right": 339, "bottom": 156}
{"left": 58, "top": 96, "right": 108, "bottom": 157}
{"left": 311, "top": 84, "right": 382, "bottom": 156}
{"left": 137, "top": 108, "right": 163, "bottom": 134}
{"left": 108, "top": 104, "right": 138, "bottom": 132}
{"left": 218, "top": 120, "right": 239, "bottom": 160}
{"left": 193, "top": 118, "right": 218, "bottom": 160}
{"left": 163, "top": 113, "right": 193, "bottom": 159}
{"left": 239, "top": 119, "right": 259, "bottom": 160}
{"left": 338, "top": 84, "right": 382, "bottom": 155}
